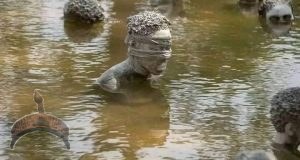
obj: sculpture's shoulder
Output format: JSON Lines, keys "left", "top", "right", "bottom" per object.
{"left": 96, "top": 61, "right": 133, "bottom": 92}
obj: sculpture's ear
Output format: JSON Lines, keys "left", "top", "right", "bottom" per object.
{"left": 125, "top": 35, "right": 135, "bottom": 46}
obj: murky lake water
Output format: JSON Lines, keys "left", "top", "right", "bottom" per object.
{"left": 1, "top": 0, "right": 300, "bottom": 159}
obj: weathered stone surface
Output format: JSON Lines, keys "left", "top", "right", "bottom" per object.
{"left": 270, "top": 87, "right": 300, "bottom": 132}
{"left": 127, "top": 11, "right": 171, "bottom": 36}
{"left": 64, "top": 0, "right": 104, "bottom": 23}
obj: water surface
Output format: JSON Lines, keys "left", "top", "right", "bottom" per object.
{"left": 1, "top": 0, "right": 300, "bottom": 159}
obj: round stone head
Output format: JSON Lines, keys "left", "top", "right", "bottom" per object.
{"left": 126, "top": 11, "right": 172, "bottom": 76}
{"left": 64, "top": 0, "right": 104, "bottom": 23}
{"left": 260, "top": 0, "right": 294, "bottom": 24}
{"left": 270, "top": 87, "right": 300, "bottom": 145}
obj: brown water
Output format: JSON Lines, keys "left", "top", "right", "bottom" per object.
{"left": 1, "top": 0, "right": 300, "bottom": 159}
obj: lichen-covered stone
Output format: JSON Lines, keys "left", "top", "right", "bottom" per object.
{"left": 64, "top": 0, "right": 104, "bottom": 23}
{"left": 127, "top": 11, "right": 171, "bottom": 36}
{"left": 270, "top": 87, "right": 300, "bottom": 132}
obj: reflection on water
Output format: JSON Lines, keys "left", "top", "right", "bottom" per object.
{"left": 1, "top": 0, "right": 300, "bottom": 159}
{"left": 64, "top": 20, "right": 104, "bottom": 43}
{"left": 82, "top": 84, "right": 170, "bottom": 159}
{"left": 237, "top": 1, "right": 259, "bottom": 17}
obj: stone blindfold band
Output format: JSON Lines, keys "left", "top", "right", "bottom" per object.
{"left": 125, "top": 35, "right": 172, "bottom": 58}
{"left": 125, "top": 35, "right": 172, "bottom": 46}
{"left": 127, "top": 46, "right": 172, "bottom": 58}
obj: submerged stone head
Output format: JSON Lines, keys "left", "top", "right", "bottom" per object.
{"left": 259, "top": 0, "right": 294, "bottom": 24}
{"left": 64, "top": 0, "right": 104, "bottom": 23}
{"left": 126, "top": 11, "right": 172, "bottom": 75}
{"left": 96, "top": 11, "right": 171, "bottom": 92}
{"left": 270, "top": 87, "right": 300, "bottom": 147}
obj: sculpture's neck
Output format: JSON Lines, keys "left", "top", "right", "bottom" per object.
{"left": 37, "top": 103, "right": 45, "bottom": 113}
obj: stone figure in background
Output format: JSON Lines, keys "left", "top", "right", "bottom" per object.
{"left": 258, "top": 0, "right": 294, "bottom": 24}
{"left": 64, "top": 0, "right": 104, "bottom": 23}
{"left": 237, "top": 0, "right": 293, "bottom": 35}
{"left": 235, "top": 87, "right": 300, "bottom": 160}
{"left": 258, "top": 0, "right": 293, "bottom": 35}
{"left": 96, "top": 11, "right": 172, "bottom": 93}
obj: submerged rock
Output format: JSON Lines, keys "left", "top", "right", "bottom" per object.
{"left": 64, "top": 0, "right": 104, "bottom": 23}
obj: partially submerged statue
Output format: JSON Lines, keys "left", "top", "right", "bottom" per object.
{"left": 235, "top": 87, "right": 300, "bottom": 160}
{"left": 10, "top": 89, "right": 70, "bottom": 149}
{"left": 254, "top": 0, "right": 294, "bottom": 35}
{"left": 64, "top": 0, "right": 104, "bottom": 23}
{"left": 258, "top": 0, "right": 294, "bottom": 24}
{"left": 96, "top": 11, "right": 172, "bottom": 93}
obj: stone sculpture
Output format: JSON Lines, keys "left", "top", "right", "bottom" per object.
{"left": 64, "top": 0, "right": 104, "bottom": 23}
{"left": 96, "top": 11, "right": 172, "bottom": 93}
{"left": 235, "top": 87, "right": 300, "bottom": 160}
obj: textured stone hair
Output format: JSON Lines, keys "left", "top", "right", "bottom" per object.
{"left": 258, "top": 0, "right": 292, "bottom": 16}
{"left": 64, "top": 0, "right": 104, "bottom": 23}
{"left": 127, "top": 11, "right": 171, "bottom": 36}
{"left": 270, "top": 87, "right": 300, "bottom": 132}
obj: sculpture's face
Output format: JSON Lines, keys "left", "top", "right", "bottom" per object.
{"left": 131, "top": 29, "right": 172, "bottom": 75}
{"left": 266, "top": 4, "right": 293, "bottom": 24}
